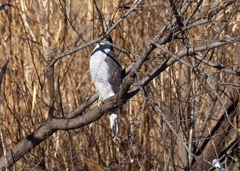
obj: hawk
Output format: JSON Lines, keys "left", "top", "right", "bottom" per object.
{"left": 89, "top": 35, "right": 122, "bottom": 138}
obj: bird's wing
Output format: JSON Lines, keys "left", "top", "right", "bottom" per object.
{"left": 105, "top": 50, "right": 122, "bottom": 94}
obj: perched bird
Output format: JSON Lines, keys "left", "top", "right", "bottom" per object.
{"left": 89, "top": 35, "right": 122, "bottom": 138}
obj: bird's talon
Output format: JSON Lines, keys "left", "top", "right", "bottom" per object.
{"left": 98, "top": 99, "right": 104, "bottom": 107}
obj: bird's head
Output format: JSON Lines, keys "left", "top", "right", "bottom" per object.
{"left": 97, "top": 34, "right": 113, "bottom": 50}
{"left": 103, "top": 35, "right": 113, "bottom": 43}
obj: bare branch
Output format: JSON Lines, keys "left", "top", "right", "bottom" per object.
{"left": 49, "top": 0, "right": 144, "bottom": 66}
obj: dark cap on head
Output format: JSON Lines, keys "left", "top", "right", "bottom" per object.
{"left": 97, "top": 34, "right": 113, "bottom": 43}
{"left": 103, "top": 35, "right": 113, "bottom": 43}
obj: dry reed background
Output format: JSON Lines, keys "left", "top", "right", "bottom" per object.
{"left": 0, "top": 0, "right": 239, "bottom": 170}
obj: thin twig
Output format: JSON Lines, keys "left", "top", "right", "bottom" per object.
{"left": 0, "top": 58, "right": 10, "bottom": 171}
{"left": 206, "top": 79, "right": 239, "bottom": 132}
{"left": 49, "top": 0, "right": 144, "bottom": 66}
{"left": 144, "top": 89, "right": 198, "bottom": 160}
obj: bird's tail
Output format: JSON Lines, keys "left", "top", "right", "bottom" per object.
{"left": 109, "top": 113, "right": 118, "bottom": 138}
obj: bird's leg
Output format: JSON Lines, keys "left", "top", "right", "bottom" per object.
{"left": 97, "top": 99, "right": 105, "bottom": 107}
